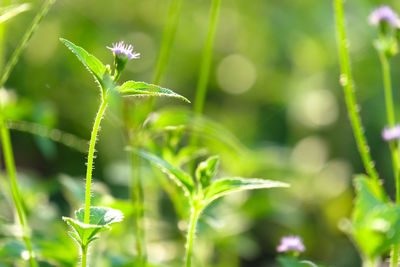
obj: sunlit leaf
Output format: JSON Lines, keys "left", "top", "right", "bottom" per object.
{"left": 195, "top": 155, "right": 219, "bottom": 188}
{"left": 63, "top": 206, "right": 123, "bottom": 246}
{"left": 130, "top": 147, "right": 194, "bottom": 196}
{"left": 60, "top": 38, "right": 110, "bottom": 91}
{"left": 116, "top": 81, "right": 190, "bottom": 102}
{"left": 203, "top": 177, "right": 289, "bottom": 207}
{"left": 0, "top": 3, "right": 30, "bottom": 24}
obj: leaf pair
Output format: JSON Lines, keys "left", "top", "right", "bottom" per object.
{"left": 130, "top": 148, "right": 289, "bottom": 211}
{"left": 62, "top": 207, "right": 123, "bottom": 248}
{"left": 348, "top": 175, "right": 400, "bottom": 260}
{"left": 60, "top": 38, "right": 190, "bottom": 102}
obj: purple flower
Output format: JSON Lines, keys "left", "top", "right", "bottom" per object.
{"left": 369, "top": 6, "right": 400, "bottom": 28}
{"left": 107, "top": 41, "right": 140, "bottom": 60}
{"left": 382, "top": 125, "right": 400, "bottom": 141}
{"left": 277, "top": 236, "right": 305, "bottom": 253}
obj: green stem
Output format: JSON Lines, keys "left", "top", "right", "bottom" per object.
{"left": 84, "top": 98, "right": 108, "bottom": 224}
{"left": 379, "top": 49, "right": 400, "bottom": 267}
{"left": 81, "top": 245, "right": 87, "bottom": 267}
{"left": 0, "top": 0, "right": 56, "bottom": 87}
{"left": 131, "top": 152, "right": 146, "bottom": 266}
{"left": 193, "top": 0, "right": 221, "bottom": 115}
{"left": 0, "top": 1, "right": 55, "bottom": 266}
{"left": 0, "top": 0, "right": 11, "bottom": 73}
{"left": 185, "top": 207, "right": 200, "bottom": 267}
{"left": 391, "top": 244, "right": 400, "bottom": 267}
{"left": 363, "top": 257, "right": 378, "bottom": 267}
{"left": 333, "top": 0, "right": 379, "bottom": 181}
{"left": 153, "top": 0, "right": 184, "bottom": 85}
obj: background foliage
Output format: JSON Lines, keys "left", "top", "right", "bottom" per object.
{"left": 1, "top": 0, "right": 399, "bottom": 266}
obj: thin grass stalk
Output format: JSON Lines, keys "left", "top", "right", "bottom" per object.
{"left": 378, "top": 48, "right": 400, "bottom": 267}
{"left": 131, "top": 151, "right": 146, "bottom": 266}
{"left": 0, "top": 1, "right": 55, "bottom": 265}
{"left": 153, "top": 0, "right": 184, "bottom": 85}
{"left": 0, "top": 0, "right": 55, "bottom": 87}
{"left": 0, "top": 0, "right": 11, "bottom": 72}
{"left": 333, "top": 0, "right": 379, "bottom": 181}
{"left": 193, "top": 0, "right": 221, "bottom": 115}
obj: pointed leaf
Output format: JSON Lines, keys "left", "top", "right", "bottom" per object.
{"left": 60, "top": 38, "right": 110, "bottom": 90}
{"left": 195, "top": 155, "right": 219, "bottom": 188}
{"left": 116, "top": 81, "right": 190, "bottom": 102}
{"left": 130, "top": 147, "right": 194, "bottom": 196}
{"left": 203, "top": 177, "right": 289, "bottom": 207}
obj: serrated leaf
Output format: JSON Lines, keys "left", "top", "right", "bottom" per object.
{"left": 129, "top": 147, "right": 194, "bottom": 196}
{"left": 203, "top": 177, "right": 289, "bottom": 207}
{"left": 116, "top": 81, "right": 190, "bottom": 102}
{"left": 60, "top": 38, "right": 111, "bottom": 91}
{"left": 0, "top": 3, "right": 30, "bottom": 24}
{"left": 63, "top": 206, "right": 123, "bottom": 246}
{"left": 195, "top": 156, "right": 219, "bottom": 188}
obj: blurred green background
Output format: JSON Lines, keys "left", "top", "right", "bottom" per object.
{"left": 1, "top": 0, "right": 400, "bottom": 266}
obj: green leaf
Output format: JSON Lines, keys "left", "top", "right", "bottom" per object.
{"left": 60, "top": 38, "right": 111, "bottom": 91}
{"left": 352, "top": 175, "right": 388, "bottom": 224}
{"left": 0, "top": 3, "right": 30, "bottom": 24}
{"left": 203, "top": 177, "right": 289, "bottom": 207}
{"left": 350, "top": 175, "right": 400, "bottom": 259}
{"left": 195, "top": 155, "right": 219, "bottom": 188}
{"left": 129, "top": 147, "right": 194, "bottom": 196}
{"left": 63, "top": 206, "right": 123, "bottom": 247}
{"left": 116, "top": 81, "right": 190, "bottom": 102}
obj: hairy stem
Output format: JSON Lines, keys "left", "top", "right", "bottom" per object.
{"left": 84, "top": 99, "right": 108, "bottom": 224}
{"left": 185, "top": 207, "right": 200, "bottom": 267}
{"left": 193, "top": 0, "right": 221, "bottom": 115}
{"left": 333, "top": 0, "right": 379, "bottom": 181}
{"left": 81, "top": 245, "right": 87, "bottom": 267}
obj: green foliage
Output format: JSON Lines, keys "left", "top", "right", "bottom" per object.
{"left": 132, "top": 148, "right": 288, "bottom": 211}
{"left": 130, "top": 148, "right": 194, "bottom": 196}
{"left": 60, "top": 38, "right": 111, "bottom": 93}
{"left": 116, "top": 81, "right": 190, "bottom": 102}
{"left": 277, "top": 256, "right": 326, "bottom": 267}
{"left": 195, "top": 155, "right": 219, "bottom": 188}
{"left": 350, "top": 176, "right": 400, "bottom": 259}
{"left": 0, "top": 3, "right": 30, "bottom": 24}
{"left": 202, "top": 177, "right": 288, "bottom": 207}
{"left": 63, "top": 207, "right": 123, "bottom": 247}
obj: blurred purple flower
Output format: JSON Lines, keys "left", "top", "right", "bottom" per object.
{"left": 382, "top": 125, "right": 400, "bottom": 141}
{"left": 369, "top": 6, "right": 400, "bottom": 28}
{"left": 107, "top": 41, "right": 140, "bottom": 60}
{"left": 277, "top": 236, "right": 305, "bottom": 253}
